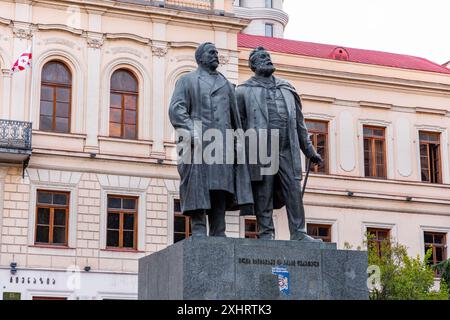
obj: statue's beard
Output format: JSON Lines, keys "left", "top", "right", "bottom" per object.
{"left": 255, "top": 64, "right": 276, "bottom": 77}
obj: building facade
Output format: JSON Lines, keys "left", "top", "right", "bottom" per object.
{"left": 0, "top": 0, "right": 449, "bottom": 300}
{"left": 233, "top": 0, "right": 288, "bottom": 37}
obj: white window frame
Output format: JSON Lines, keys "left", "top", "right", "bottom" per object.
{"left": 358, "top": 119, "right": 394, "bottom": 180}
{"left": 420, "top": 225, "right": 449, "bottom": 261}
{"left": 306, "top": 218, "right": 339, "bottom": 244}
{"left": 304, "top": 113, "right": 336, "bottom": 175}
{"left": 28, "top": 184, "right": 78, "bottom": 250}
{"left": 415, "top": 126, "right": 449, "bottom": 184}
{"left": 99, "top": 187, "right": 146, "bottom": 252}
{"left": 361, "top": 222, "right": 397, "bottom": 250}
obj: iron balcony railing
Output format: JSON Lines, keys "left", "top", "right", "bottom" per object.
{"left": 115, "top": 0, "right": 214, "bottom": 12}
{"left": 0, "top": 119, "right": 32, "bottom": 151}
{"left": 165, "top": 0, "right": 213, "bottom": 10}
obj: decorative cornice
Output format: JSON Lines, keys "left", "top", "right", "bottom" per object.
{"left": 359, "top": 101, "right": 393, "bottom": 110}
{"left": 105, "top": 33, "right": 150, "bottom": 45}
{"left": 233, "top": 6, "right": 289, "bottom": 27}
{"left": 37, "top": 24, "right": 84, "bottom": 35}
{"left": 0, "top": 17, "right": 11, "bottom": 26}
{"left": 415, "top": 107, "right": 447, "bottom": 116}
{"left": 301, "top": 94, "right": 336, "bottom": 104}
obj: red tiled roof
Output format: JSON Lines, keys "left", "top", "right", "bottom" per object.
{"left": 238, "top": 33, "right": 450, "bottom": 75}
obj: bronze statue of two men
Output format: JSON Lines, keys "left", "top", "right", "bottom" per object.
{"left": 169, "top": 42, "right": 323, "bottom": 242}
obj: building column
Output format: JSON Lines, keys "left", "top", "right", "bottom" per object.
{"left": 0, "top": 168, "right": 8, "bottom": 252}
{"left": 10, "top": 25, "right": 32, "bottom": 122}
{"left": 150, "top": 21, "right": 168, "bottom": 158}
{"left": 1, "top": 69, "right": 12, "bottom": 120}
{"left": 84, "top": 11, "right": 104, "bottom": 153}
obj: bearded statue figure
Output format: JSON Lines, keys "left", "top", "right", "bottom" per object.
{"left": 236, "top": 46, "right": 323, "bottom": 242}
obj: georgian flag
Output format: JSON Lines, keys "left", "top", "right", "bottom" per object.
{"left": 11, "top": 46, "right": 32, "bottom": 73}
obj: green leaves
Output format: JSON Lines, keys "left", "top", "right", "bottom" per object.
{"left": 364, "top": 234, "right": 449, "bottom": 300}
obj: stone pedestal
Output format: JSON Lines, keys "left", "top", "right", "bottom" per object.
{"left": 138, "top": 237, "right": 368, "bottom": 300}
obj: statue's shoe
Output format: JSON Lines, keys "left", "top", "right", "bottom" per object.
{"left": 292, "top": 233, "right": 323, "bottom": 243}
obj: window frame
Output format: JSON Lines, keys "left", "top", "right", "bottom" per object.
{"left": 307, "top": 223, "right": 332, "bottom": 243}
{"left": 39, "top": 60, "right": 72, "bottom": 133}
{"left": 34, "top": 190, "right": 70, "bottom": 247}
{"left": 106, "top": 195, "right": 139, "bottom": 251}
{"left": 419, "top": 131, "right": 442, "bottom": 184}
{"left": 424, "top": 231, "right": 448, "bottom": 271}
{"left": 367, "top": 227, "right": 391, "bottom": 258}
{"left": 363, "top": 125, "right": 387, "bottom": 179}
{"left": 306, "top": 120, "right": 329, "bottom": 174}
{"left": 244, "top": 217, "right": 259, "bottom": 239}
{"left": 109, "top": 69, "right": 139, "bottom": 140}
{"left": 173, "top": 199, "right": 191, "bottom": 243}
{"left": 265, "top": 23, "right": 274, "bottom": 37}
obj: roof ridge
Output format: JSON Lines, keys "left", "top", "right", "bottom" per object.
{"left": 237, "top": 33, "right": 450, "bottom": 75}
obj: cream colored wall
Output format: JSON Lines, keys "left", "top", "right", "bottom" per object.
{"left": 238, "top": 48, "right": 450, "bottom": 258}
{"left": 0, "top": 0, "right": 245, "bottom": 277}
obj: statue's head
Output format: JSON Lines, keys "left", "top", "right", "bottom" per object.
{"left": 249, "top": 46, "right": 276, "bottom": 77}
{"left": 195, "top": 42, "right": 219, "bottom": 71}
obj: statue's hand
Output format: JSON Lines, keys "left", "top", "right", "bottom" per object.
{"left": 310, "top": 153, "right": 323, "bottom": 165}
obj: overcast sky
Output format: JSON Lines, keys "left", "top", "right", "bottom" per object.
{"left": 284, "top": 0, "right": 450, "bottom": 65}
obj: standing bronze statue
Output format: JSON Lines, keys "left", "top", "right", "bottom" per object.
{"left": 169, "top": 42, "right": 253, "bottom": 237}
{"left": 237, "top": 46, "right": 323, "bottom": 242}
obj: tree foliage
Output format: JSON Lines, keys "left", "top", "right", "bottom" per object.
{"left": 366, "top": 234, "right": 448, "bottom": 300}
{"left": 433, "top": 259, "right": 450, "bottom": 297}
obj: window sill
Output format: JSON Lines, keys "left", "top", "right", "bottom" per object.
{"left": 101, "top": 248, "right": 144, "bottom": 253}
{"left": 33, "top": 130, "right": 86, "bottom": 139}
{"left": 98, "top": 136, "right": 153, "bottom": 145}
{"left": 30, "top": 245, "right": 73, "bottom": 250}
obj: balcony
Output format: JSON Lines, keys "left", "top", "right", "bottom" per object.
{"left": 115, "top": 0, "right": 214, "bottom": 12}
{"left": 0, "top": 119, "right": 32, "bottom": 164}
{"left": 164, "top": 0, "right": 213, "bottom": 10}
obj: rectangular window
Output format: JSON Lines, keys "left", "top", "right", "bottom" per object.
{"left": 424, "top": 232, "right": 447, "bottom": 275}
{"left": 363, "top": 126, "right": 386, "bottom": 179}
{"left": 265, "top": 0, "right": 273, "bottom": 8}
{"left": 106, "top": 195, "right": 138, "bottom": 250}
{"left": 367, "top": 228, "right": 391, "bottom": 258}
{"left": 35, "top": 190, "right": 70, "bottom": 246}
{"left": 174, "top": 200, "right": 191, "bottom": 243}
{"left": 307, "top": 224, "right": 332, "bottom": 242}
{"left": 244, "top": 218, "right": 259, "bottom": 239}
{"left": 419, "top": 132, "right": 442, "bottom": 184}
{"left": 265, "top": 23, "right": 274, "bottom": 37}
{"left": 306, "top": 120, "right": 329, "bottom": 174}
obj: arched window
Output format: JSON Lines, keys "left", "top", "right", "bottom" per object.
{"left": 40, "top": 61, "right": 72, "bottom": 133}
{"left": 109, "top": 69, "right": 138, "bottom": 140}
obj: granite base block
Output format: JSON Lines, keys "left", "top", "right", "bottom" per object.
{"left": 138, "top": 237, "right": 369, "bottom": 300}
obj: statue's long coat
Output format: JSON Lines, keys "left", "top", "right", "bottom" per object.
{"left": 236, "top": 76, "right": 316, "bottom": 212}
{"left": 169, "top": 68, "right": 253, "bottom": 214}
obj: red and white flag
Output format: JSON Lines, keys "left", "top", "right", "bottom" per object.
{"left": 11, "top": 46, "right": 32, "bottom": 73}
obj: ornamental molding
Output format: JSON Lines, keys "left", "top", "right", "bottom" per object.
{"left": 86, "top": 37, "right": 104, "bottom": 49}
{"left": 12, "top": 27, "right": 32, "bottom": 40}
{"left": 151, "top": 42, "right": 169, "bottom": 58}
